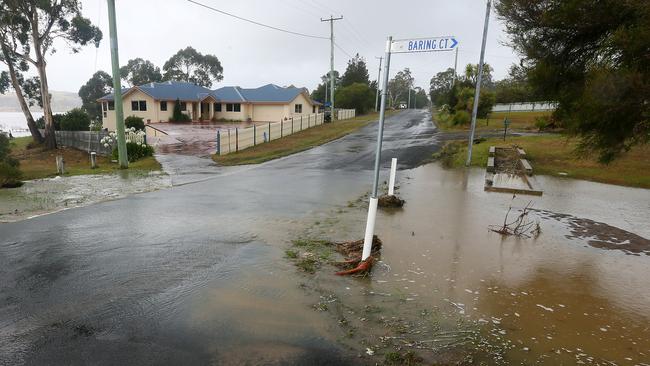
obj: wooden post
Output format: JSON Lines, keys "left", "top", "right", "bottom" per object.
{"left": 90, "top": 152, "right": 97, "bottom": 169}
{"left": 235, "top": 128, "right": 239, "bottom": 152}
{"left": 291, "top": 118, "right": 294, "bottom": 134}
{"left": 281, "top": 120, "right": 283, "bottom": 138}
{"left": 217, "top": 130, "right": 221, "bottom": 155}
{"left": 253, "top": 124, "right": 256, "bottom": 145}
{"left": 56, "top": 155, "right": 65, "bottom": 175}
{"left": 268, "top": 122, "right": 271, "bottom": 141}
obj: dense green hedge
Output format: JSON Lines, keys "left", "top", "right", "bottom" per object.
{"left": 0, "top": 133, "right": 22, "bottom": 188}
{"left": 125, "top": 116, "right": 145, "bottom": 130}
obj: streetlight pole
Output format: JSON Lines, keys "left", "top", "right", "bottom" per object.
{"left": 466, "top": 0, "right": 492, "bottom": 166}
{"left": 107, "top": 0, "right": 128, "bottom": 168}
{"left": 321, "top": 15, "right": 343, "bottom": 121}
{"left": 361, "top": 36, "right": 392, "bottom": 261}
{"left": 375, "top": 56, "right": 383, "bottom": 112}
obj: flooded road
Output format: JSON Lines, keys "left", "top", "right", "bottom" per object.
{"left": 1, "top": 110, "right": 649, "bottom": 365}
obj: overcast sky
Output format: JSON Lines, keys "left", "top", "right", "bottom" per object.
{"left": 39, "top": 0, "right": 520, "bottom": 93}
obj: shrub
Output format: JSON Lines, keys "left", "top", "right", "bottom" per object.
{"left": 35, "top": 113, "right": 63, "bottom": 130}
{"left": 452, "top": 110, "right": 471, "bottom": 125}
{"left": 0, "top": 133, "right": 22, "bottom": 188}
{"left": 534, "top": 116, "right": 549, "bottom": 132}
{"left": 170, "top": 98, "right": 191, "bottom": 122}
{"left": 60, "top": 108, "right": 91, "bottom": 131}
{"left": 125, "top": 115, "right": 145, "bottom": 130}
{"left": 112, "top": 141, "right": 154, "bottom": 162}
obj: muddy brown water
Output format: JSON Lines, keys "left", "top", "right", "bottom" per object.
{"left": 298, "top": 163, "right": 650, "bottom": 364}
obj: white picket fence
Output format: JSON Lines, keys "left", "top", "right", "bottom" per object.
{"left": 217, "top": 113, "right": 325, "bottom": 155}
{"left": 337, "top": 109, "right": 356, "bottom": 120}
{"left": 125, "top": 131, "right": 145, "bottom": 144}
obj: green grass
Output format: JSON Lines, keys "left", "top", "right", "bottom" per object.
{"left": 213, "top": 112, "right": 388, "bottom": 166}
{"left": 10, "top": 136, "right": 162, "bottom": 180}
{"left": 434, "top": 110, "right": 553, "bottom": 132}
{"left": 439, "top": 134, "right": 650, "bottom": 189}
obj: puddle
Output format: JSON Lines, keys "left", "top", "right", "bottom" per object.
{"left": 293, "top": 163, "right": 650, "bottom": 364}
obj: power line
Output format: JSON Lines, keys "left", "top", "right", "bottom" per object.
{"left": 334, "top": 41, "right": 354, "bottom": 59}
{"left": 187, "top": 0, "right": 329, "bottom": 40}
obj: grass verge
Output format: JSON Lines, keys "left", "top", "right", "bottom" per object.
{"left": 10, "top": 136, "right": 162, "bottom": 180}
{"left": 212, "top": 112, "right": 387, "bottom": 166}
{"left": 434, "top": 110, "right": 553, "bottom": 132}
{"left": 434, "top": 134, "right": 650, "bottom": 189}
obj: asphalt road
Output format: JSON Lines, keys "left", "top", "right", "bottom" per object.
{"left": 0, "top": 110, "right": 443, "bottom": 365}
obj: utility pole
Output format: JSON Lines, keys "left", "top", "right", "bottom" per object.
{"left": 375, "top": 56, "right": 383, "bottom": 112}
{"left": 453, "top": 46, "right": 459, "bottom": 86}
{"left": 107, "top": 0, "right": 128, "bottom": 168}
{"left": 408, "top": 87, "right": 411, "bottom": 109}
{"left": 321, "top": 15, "right": 343, "bottom": 121}
{"left": 466, "top": 0, "right": 491, "bottom": 166}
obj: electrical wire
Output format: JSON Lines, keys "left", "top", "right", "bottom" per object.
{"left": 187, "top": 0, "right": 329, "bottom": 40}
{"left": 334, "top": 41, "right": 355, "bottom": 59}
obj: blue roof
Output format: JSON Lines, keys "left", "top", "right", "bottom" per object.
{"left": 98, "top": 81, "right": 320, "bottom": 105}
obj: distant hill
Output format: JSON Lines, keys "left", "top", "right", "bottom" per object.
{"left": 0, "top": 91, "right": 82, "bottom": 113}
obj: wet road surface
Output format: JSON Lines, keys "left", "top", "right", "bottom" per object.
{"left": 2, "top": 109, "right": 649, "bottom": 365}
{"left": 0, "top": 110, "right": 443, "bottom": 365}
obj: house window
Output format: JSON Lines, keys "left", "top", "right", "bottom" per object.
{"left": 102, "top": 102, "right": 107, "bottom": 111}
{"left": 226, "top": 103, "right": 241, "bottom": 112}
{"left": 160, "top": 101, "right": 167, "bottom": 111}
{"left": 131, "top": 100, "right": 147, "bottom": 111}
{"left": 312, "top": 106, "right": 316, "bottom": 113}
{"left": 214, "top": 103, "right": 222, "bottom": 112}
{"left": 103, "top": 111, "right": 107, "bottom": 118}
{"left": 180, "top": 102, "right": 187, "bottom": 111}
{"left": 108, "top": 101, "right": 115, "bottom": 110}
{"left": 295, "top": 104, "right": 302, "bottom": 113}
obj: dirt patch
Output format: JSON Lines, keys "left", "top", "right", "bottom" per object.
{"left": 535, "top": 209, "right": 650, "bottom": 255}
{"left": 378, "top": 194, "right": 405, "bottom": 208}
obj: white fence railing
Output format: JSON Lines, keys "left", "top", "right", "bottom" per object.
{"left": 217, "top": 113, "right": 324, "bottom": 155}
{"left": 125, "top": 131, "right": 145, "bottom": 144}
{"left": 337, "top": 109, "right": 356, "bottom": 120}
{"left": 492, "top": 102, "right": 558, "bottom": 113}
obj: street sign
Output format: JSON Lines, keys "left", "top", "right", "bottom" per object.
{"left": 390, "top": 36, "right": 458, "bottom": 53}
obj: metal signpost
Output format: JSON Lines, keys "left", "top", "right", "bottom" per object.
{"left": 360, "top": 35, "right": 459, "bottom": 262}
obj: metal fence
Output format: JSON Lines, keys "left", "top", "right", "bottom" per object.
{"left": 337, "top": 109, "right": 356, "bottom": 120}
{"left": 217, "top": 113, "right": 325, "bottom": 155}
{"left": 491, "top": 102, "right": 558, "bottom": 113}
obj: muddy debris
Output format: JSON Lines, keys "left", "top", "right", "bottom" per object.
{"left": 378, "top": 194, "right": 405, "bottom": 208}
{"left": 333, "top": 236, "right": 382, "bottom": 276}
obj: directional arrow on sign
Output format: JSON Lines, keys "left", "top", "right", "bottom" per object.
{"left": 450, "top": 37, "right": 458, "bottom": 49}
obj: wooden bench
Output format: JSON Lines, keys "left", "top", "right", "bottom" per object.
{"left": 520, "top": 159, "right": 533, "bottom": 175}
{"left": 487, "top": 157, "right": 495, "bottom": 172}
{"left": 489, "top": 146, "right": 496, "bottom": 157}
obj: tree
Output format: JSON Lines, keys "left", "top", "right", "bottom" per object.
{"left": 454, "top": 87, "right": 496, "bottom": 118}
{"left": 0, "top": 31, "right": 43, "bottom": 143}
{"left": 170, "top": 98, "right": 190, "bottom": 122}
{"left": 413, "top": 87, "right": 429, "bottom": 109}
{"left": 78, "top": 71, "right": 112, "bottom": 120}
{"left": 429, "top": 68, "right": 456, "bottom": 106}
{"left": 120, "top": 58, "right": 162, "bottom": 86}
{"left": 387, "top": 68, "right": 414, "bottom": 108}
{"left": 335, "top": 82, "right": 375, "bottom": 114}
{"left": 463, "top": 63, "right": 494, "bottom": 88}
{"left": 340, "top": 54, "right": 370, "bottom": 87}
{"left": 496, "top": 0, "right": 649, "bottom": 162}
{"left": 163, "top": 47, "right": 223, "bottom": 88}
{"left": 59, "top": 108, "right": 90, "bottom": 131}
{"left": 0, "top": 1, "right": 102, "bottom": 149}
{"left": 311, "top": 70, "right": 340, "bottom": 103}
{"left": 493, "top": 64, "right": 535, "bottom": 103}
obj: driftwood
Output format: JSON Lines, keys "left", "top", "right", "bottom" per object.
{"left": 489, "top": 201, "right": 541, "bottom": 238}
{"left": 333, "top": 235, "right": 382, "bottom": 275}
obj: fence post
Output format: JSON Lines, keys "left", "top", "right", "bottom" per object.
{"left": 228, "top": 129, "right": 231, "bottom": 153}
{"left": 291, "top": 118, "right": 294, "bottom": 134}
{"left": 253, "top": 124, "right": 256, "bottom": 146}
{"left": 236, "top": 128, "right": 239, "bottom": 152}
{"left": 300, "top": 116, "right": 303, "bottom": 131}
{"left": 281, "top": 120, "right": 283, "bottom": 138}
{"left": 90, "top": 152, "right": 97, "bottom": 169}
{"left": 268, "top": 122, "right": 271, "bottom": 141}
{"left": 217, "top": 130, "right": 221, "bottom": 155}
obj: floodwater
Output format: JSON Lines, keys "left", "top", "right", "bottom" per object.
{"left": 1, "top": 110, "right": 649, "bottom": 365}
{"left": 306, "top": 163, "right": 650, "bottom": 364}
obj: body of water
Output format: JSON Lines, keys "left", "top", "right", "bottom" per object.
{"left": 0, "top": 111, "right": 46, "bottom": 137}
